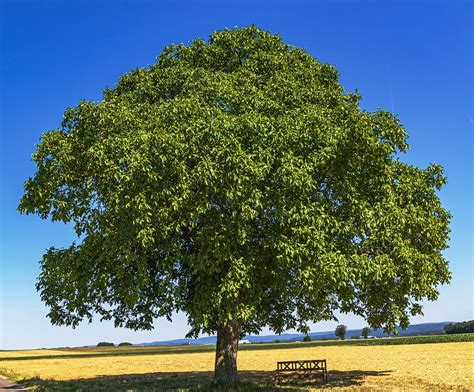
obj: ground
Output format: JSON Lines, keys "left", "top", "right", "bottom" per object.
{"left": 0, "top": 338, "right": 472, "bottom": 391}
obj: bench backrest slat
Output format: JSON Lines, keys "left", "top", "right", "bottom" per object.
{"left": 277, "top": 359, "right": 326, "bottom": 372}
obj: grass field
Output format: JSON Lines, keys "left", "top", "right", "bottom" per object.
{"left": 0, "top": 335, "right": 472, "bottom": 391}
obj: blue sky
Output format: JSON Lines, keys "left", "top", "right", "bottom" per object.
{"left": 0, "top": 0, "right": 472, "bottom": 350}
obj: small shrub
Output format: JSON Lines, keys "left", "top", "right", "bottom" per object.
{"left": 350, "top": 335, "right": 360, "bottom": 339}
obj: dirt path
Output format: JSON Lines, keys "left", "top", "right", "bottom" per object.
{"left": 0, "top": 377, "right": 27, "bottom": 391}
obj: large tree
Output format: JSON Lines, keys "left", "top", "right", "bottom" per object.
{"left": 19, "top": 26, "right": 451, "bottom": 385}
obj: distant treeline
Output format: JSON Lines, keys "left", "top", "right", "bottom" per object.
{"left": 87, "top": 333, "right": 474, "bottom": 356}
{"left": 97, "top": 342, "right": 133, "bottom": 347}
{"left": 97, "top": 342, "right": 114, "bottom": 347}
{"left": 444, "top": 320, "right": 474, "bottom": 335}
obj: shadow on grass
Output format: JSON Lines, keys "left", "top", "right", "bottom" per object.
{"left": 16, "top": 369, "right": 392, "bottom": 391}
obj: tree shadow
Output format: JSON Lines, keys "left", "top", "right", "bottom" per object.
{"left": 16, "top": 369, "right": 392, "bottom": 391}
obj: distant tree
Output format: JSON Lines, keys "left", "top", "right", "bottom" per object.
{"left": 118, "top": 342, "right": 133, "bottom": 346}
{"left": 335, "top": 325, "right": 347, "bottom": 340}
{"left": 361, "top": 327, "right": 371, "bottom": 339}
{"left": 97, "top": 342, "right": 115, "bottom": 347}
{"left": 444, "top": 320, "right": 474, "bottom": 334}
{"left": 303, "top": 334, "right": 312, "bottom": 342}
{"left": 18, "top": 26, "right": 452, "bottom": 386}
{"left": 444, "top": 324, "right": 454, "bottom": 334}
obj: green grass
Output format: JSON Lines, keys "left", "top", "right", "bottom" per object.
{"left": 102, "top": 332, "right": 474, "bottom": 354}
{"left": 57, "top": 333, "right": 474, "bottom": 358}
{"left": 1, "top": 334, "right": 472, "bottom": 391}
{"left": 239, "top": 333, "right": 474, "bottom": 351}
{"left": 1, "top": 333, "right": 471, "bottom": 364}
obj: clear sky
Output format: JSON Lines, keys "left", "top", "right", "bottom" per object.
{"left": 0, "top": 0, "right": 472, "bottom": 350}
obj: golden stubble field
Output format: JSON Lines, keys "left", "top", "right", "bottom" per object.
{"left": 0, "top": 342, "right": 472, "bottom": 391}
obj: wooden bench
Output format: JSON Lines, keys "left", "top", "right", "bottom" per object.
{"left": 274, "top": 359, "right": 328, "bottom": 384}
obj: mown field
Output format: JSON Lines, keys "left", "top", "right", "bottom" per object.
{"left": 0, "top": 334, "right": 472, "bottom": 391}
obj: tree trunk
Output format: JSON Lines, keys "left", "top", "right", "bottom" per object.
{"left": 214, "top": 321, "right": 240, "bottom": 385}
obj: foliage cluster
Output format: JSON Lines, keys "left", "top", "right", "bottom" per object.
{"left": 19, "top": 26, "right": 451, "bottom": 342}
{"left": 96, "top": 342, "right": 114, "bottom": 347}
{"left": 444, "top": 320, "right": 474, "bottom": 335}
{"left": 361, "top": 327, "right": 371, "bottom": 339}
{"left": 335, "top": 324, "right": 347, "bottom": 340}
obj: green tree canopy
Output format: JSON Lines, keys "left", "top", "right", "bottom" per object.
{"left": 335, "top": 324, "right": 348, "bottom": 340}
{"left": 97, "top": 342, "right": 115, "bottom": 347}
{"left": 361, "top": 326, "right": 371, "bottom": 339}
{"left": 444, "top": 320, "right": 474, "bottom": 334}
{"left": 19, "top": 26, "right": 451, "bottom": 384}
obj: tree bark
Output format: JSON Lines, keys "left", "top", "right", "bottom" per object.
{"left": 213, "top": 321, "right": 240, "bottom": 385}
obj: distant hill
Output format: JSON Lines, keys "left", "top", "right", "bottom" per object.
{"left": 137, "top": 321, "right": 454, "bottom": 346}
